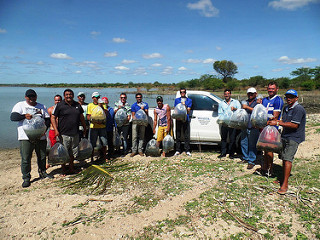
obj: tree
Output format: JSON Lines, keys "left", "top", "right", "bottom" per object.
{"left": 213, "top": 60, "right": 238, "bottom": 83}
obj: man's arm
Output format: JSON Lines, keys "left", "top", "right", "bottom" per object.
{"left": 166, "top": 105, "right": 171, "bottom": 132}
{"left": 10, "top": 112, "right": 26, "bottom": 121}
{"left": 51, "top": 114, "right": 59, "bottom": 136}
{"left": 268, "top": 120, "right": 299, "bottom": 129}
{"left": 153, "top": 109, "right": 158, "bottom": 134}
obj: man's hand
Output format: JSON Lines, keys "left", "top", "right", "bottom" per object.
{"left": 231, "top": 106, "right": 236, "bottom": 111}
{"left": 25, "top": 114, "right": 33, "bottom": 120}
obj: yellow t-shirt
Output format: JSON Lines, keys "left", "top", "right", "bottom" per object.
{"left": 87, "top": 103, "right": 106, "bottom": 128}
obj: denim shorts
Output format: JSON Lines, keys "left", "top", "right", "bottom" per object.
{"left": 280, "top": 138, "right": 299, "bottom": 162}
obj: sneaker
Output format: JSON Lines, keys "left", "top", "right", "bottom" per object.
{"left": 39, "top": 171, "right": 54, "bottom": 179}
{"left": 229, "top": 154, "right": 235, "bottom": 159}
{"left": 174, "top": 151, "right": 180, "bottom": 156}
{"left": 22, "top": 180, "right": 31, "bottom": 188}
{"left": 247, "top": 164, "right": 255, "bottom": 170}
{"left": 217, "top": 154, "right": 226, "bottom": 158}
{"left": 186, "top": 151, "right": 192, "bottom": 157}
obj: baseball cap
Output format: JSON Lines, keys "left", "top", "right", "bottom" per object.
{"left": 77, "top": 91, "right": 85, "bottom": 97}
{"left": 247, "top": 87, "right": 257, "bottom": 93}
{"left": 25, "top": 89, "right": 37, "bottom": 97}
{"left": 102, "top": 97, "right": 108, "bottom": 103}
{"left": 285, "top": 89, "right": 298, "bottom": 97}
{"left": 156, "top": 96, "right": 163, "bottom": 102}
{"left": 92, "top": 92, "right": 100, "bottom": 98}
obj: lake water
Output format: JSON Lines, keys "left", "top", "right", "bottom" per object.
{"left": 1, "top": 86, "right": 175, "bottom": 149}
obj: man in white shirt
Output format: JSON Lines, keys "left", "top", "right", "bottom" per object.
{"left": 10, "top": 89, "right": 53, "bottom": 188}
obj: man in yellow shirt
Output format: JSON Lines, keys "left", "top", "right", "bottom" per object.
{"left": 87, "top": 92, "right": 107, "bottom": 161}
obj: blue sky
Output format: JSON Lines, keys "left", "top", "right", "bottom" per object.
{"left": 0, "top": 0, "right": 319, "bottom": 84}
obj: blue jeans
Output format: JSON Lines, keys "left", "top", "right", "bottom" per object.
{"left": 241, "top": 128, "right": 260, "bottom": 164}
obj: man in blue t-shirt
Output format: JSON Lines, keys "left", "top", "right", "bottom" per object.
{"left": 268, "top": 89, "right": 306, "bottom": 195}
{"left": 174, "top": 88, "right": 193, "bottom": 156}
{"left": 130, "top": 93, "right": 149, "bottom": 157}
{"left": 259, "top": 82, "right": 284, "bottom": 176}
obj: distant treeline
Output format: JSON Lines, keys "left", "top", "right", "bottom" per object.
{"left": 1, "top": 66, "right": 319, "bottom": 92}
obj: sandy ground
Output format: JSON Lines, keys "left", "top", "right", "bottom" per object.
{"left": 0, "top": 114, "right": 319, "bottom": 239}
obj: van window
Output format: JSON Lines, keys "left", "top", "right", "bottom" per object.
{"left": 188, "top": 94, "right": 219, "bottom": 111}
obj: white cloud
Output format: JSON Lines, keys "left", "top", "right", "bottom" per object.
{"left": 184, "top": 58, "right": 202, "bottom": 63}
{"left": 278, "top": 55, "right": 317, "bottom": 64}
{"left": 178, "top": 67, "right": 187, "bottom": 71}
{"left": 104, "top": 51, "right": 118, "bottom": 57}
{"left": 203, "top": 58, "right": 216, "bottom": 64}
{"left": 90, "top": 31, "right": 101, "bottom": 38}
{"left": 121, "top": 59, "right": 137, "bottom": 64}
{"left": 216, "top": 46, "right": 222, "bottom": 51}
{"left": 50, "top": 53, "right": 72, "bottom": 59}
{"left": 133, "top": 67, "right": 148, "bottom": 75}
{"left": 272, "top": 68, "right": 284, "bottom": 72}
{"left": 161, "top": 66, "right": 174, "bottom": 75}
{"left": 114, "top": 66, "right": 129, "bottom": 70}
{"left": 75, "top": 70, "right": 82, "bottom": 74}
{"left": 269, "top": 0, "right": 319, "bottom": 10}
{"left": 184, "top": 58, "right": 215, "bottom": 64}
{"left": 187, "top": 0, "right": 219, "bottom": 17}
{"left": 0, "top": 28, "right": 7, "bottom": 34}
{"left": 72, "top": 61, "right": 97, "bottom": 67}
{"left": 151, "top": 63, "right": 162, "bottom": 67}
{"left": 112, "top": 37, "right": 128, "bottom": 43}
{"left": 143, "top": 53, "right": 163, "bottom": 59}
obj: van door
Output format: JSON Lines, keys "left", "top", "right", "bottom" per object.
{"left": 188, "top": 94, "right": 221, "bottom": 143}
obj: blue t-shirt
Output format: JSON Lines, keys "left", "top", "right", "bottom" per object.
{"left": 174, "top": 97, "right": 192, "bottom": 121}
{"left": 281, "top": 102, "right": 306, "bottom": 144}
{"left": 131, "top": 102, "right": 149, "bottom": 113}
{"left": 105, "top": 106, "right": 115, "bottom": 132}
{"left": 262, "top": 95, "right": 284, "bottom": 120}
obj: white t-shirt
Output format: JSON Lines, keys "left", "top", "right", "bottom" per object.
{"left": 11, "top": 101, "right": 50, "bottom": 140}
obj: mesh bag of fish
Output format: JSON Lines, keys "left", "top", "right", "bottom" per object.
{"left": 132, "top": 109, "right": 148, "bottom": 126}
{"left": 90, "top": 106, "right": 106, "bottom": 125}
{"left": 113, "top": 128, "right": 122, "bottom": 149}
{"left": 145, "top": 139, "right": 160, "bottom": 157}
{"left": 162, "top": 134, "right": 174, "bottom": 153}
{"left": 228, "top": 109, "right": 249, "bottom": 129}
{"left": 22, "top": 115, "right": 47, "bottom": 141}
{"left": 172, "top": 103, "right": 187, "bottom": 122}
{"left": 48, "top": 142, "right": 69, "bottom": 166}
{"left": 77, "top": 138, "right": 93, "bottom": 161}
{"left": 251, "top": 104, "right": 268, "bottom": 129}
{"left": 217, "top": 111, "right": 232, "bottom": 126}
{"left": 256, "top": 125, "right": 282, "bottom": 153}
{"left": 115, "top": 109, "right": 129, "bottom": 127}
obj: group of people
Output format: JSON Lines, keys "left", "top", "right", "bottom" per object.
{"left": 11, "top": 84, "right": 305, "bottom": 194}
{"left": 10, "top": 88, "right": 193, "bottom": 188}
{"left": 218, "top": 81, "right": 306, "bottom": 194}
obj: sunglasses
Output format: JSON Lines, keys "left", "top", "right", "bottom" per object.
{"left": 120, "top": 97, "right": 126, "bottom": 99}
{"left": 284, "top": 95, "right": 296, "bottom": 99}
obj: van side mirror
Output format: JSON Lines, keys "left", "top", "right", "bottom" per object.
{"left": 212, "top": 104, "right": 218, "bottom": 111}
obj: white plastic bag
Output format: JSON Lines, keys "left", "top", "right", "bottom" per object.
{"left": 77, "top": 138, "right": 93, "bottom": 161}
{"left": 172, "top": 103, "right": 187, "bottom": 122}
{"left": 256, "top": 126, "right": 282, "bottom": 153}
{"left": 48, "top": 142, "right": 69, "bottom": 166}
{"left": 22, "top": 115, "right": 46, "bottom": 141}
{"left": 90, "top": 106, "right": 106, "bottom": 124}
{"left": 115, "top": 109, "right": 128, "bottom": 127}
{"left": 145, "top": 139, "right": 160, "bottom": 157}
{"left": 132, "top": 109, "right": 148, "bottom": 126}
{"left": 162, "top": 134, "right": 174, "bottom": 153}
{"left": 228, "top": 109, "right": 249, "bottom": 129}
{"left": 251, "top": 104, "right": 268, "bottom": 128}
